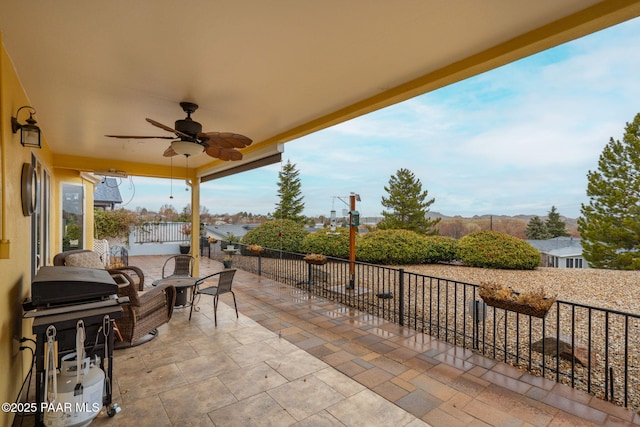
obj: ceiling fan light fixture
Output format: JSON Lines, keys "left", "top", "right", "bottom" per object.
{"left": 171, "top": 140, "right": 203, "bottom": 157}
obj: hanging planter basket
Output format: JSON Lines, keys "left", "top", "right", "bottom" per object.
{"left": 479, "top": 282, "right": 555, "bottom": 319}
{"left": 247, "top": 244, "right": 265, "bottom": 255}
{"left": 304, "top": 254, "right": 327, "bottom": 265}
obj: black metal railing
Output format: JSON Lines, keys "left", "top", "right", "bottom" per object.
{"left": 208, "top": 243, "right": 640, "bottom": 411}
{"left": 132, "top": 222, "right": 190, "bottom": 244}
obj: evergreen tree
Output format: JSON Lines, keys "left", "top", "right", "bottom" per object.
{"left": 378, "top": 168, "right": 440, "bottom": 234}
{"left": 273, "top": 160, "right": 306, "bottom": 223}
{"left": 176, "top": 204, "right": 191, "bottom": 222}
{"left": 525, "top": 216, "right": 550, "bottom": 240}
{"left": 578, "top": 113, "right": 640, "bottom": 270}
{"left": 545, "top": 206, "right": 569, "bottom": 237}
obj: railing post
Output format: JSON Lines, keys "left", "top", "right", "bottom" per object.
{"left": 307, "top": 262, "right": 314, "bottom": 291}
{"left": 257, "top": 254, "right": 262, "bottom": 276}
{"left": 398, "top": 268, "right": 404, "bottom": 326}
{"left": 610, "top": 367, "right": 615, "bottom": 402}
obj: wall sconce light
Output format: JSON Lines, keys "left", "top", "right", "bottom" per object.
{"left": 12, "top": 106, "right": 41, "bottom": 148}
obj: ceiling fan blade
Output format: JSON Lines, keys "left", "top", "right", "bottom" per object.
{"left": 204, "top": 145, "right": 223, "bottom": 158}
{"left": 163, "top": 146, "right": 178, "bottom": 157}
{"left": 199, "top": 132, "right": 252, "bottom": 149}
{"left": 222, "top": 149, "right": 243, "bottom": 161}
{"left": 146, "top": 118, "right": 194, "bottom": 140}
{"left": 205, "top": 145, "right": 243, "bottom": 161}
{"left": 105, "top": 135, "right": 175, "bottom": 139}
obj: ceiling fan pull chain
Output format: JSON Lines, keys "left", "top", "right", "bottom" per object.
{"left": 170, "top": 156, "right": 174, "bottom": 199}
{"left": 185, "top": 155, "right": 190, "bottom": 191}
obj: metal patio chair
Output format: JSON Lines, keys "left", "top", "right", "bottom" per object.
{"left": 189, "top": 269, "right": 238, "bottom": 326}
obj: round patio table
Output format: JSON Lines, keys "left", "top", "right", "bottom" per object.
{"left": 152, "top": 276, "right": 199, "bottom": 307}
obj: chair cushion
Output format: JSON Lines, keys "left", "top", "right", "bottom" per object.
{"left": 65, "top": 251, "right": 104, "bottom": 269}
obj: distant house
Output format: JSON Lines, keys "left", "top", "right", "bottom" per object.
{"left": 527, "top": 237, "right": 588, "bottom": 269}
{"left": 203, "top": 224, "right": 261, "bottom": 242}
{"left": 93, "top": 178, "right": 123, "bottom": 210}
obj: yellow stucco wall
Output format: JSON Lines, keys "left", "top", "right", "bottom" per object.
{"left": 1, "top": 36, "right": 38, "bottom": 427}
{"left": 0, "top": 38, "right": 96, "bottom": 427}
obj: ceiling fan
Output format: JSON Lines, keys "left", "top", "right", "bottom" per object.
{"left": 105, "top": 102, "right": 252, "bottom": 161}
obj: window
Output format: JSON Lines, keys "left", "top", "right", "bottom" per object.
{"left": 62, "top": 183, "right": 84, "bottom": 251}
{"left": 565, "top": 257, "right": 583, "bottom": 269}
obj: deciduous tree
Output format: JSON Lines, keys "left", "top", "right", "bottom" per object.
{"left": 158, "top": 204, "right": 178, "bottom": 221}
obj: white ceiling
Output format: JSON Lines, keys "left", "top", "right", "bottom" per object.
{"left": 1, "top": 0, "right": 639, "bottom": 176}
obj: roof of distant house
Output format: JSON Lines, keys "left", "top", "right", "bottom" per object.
{"left": 204, "top": 224, "right": 261, "bottom": 240}
{"left": 94, "top": 178, "right": 123, "bottom": 205}
{"left": 527, "top": 236, "right": 583, "bottom": 255}
{"left": 204, "top": 223, "right": 322, "bottom": 241}
{"left": 546, "top": 246, "right": 583, "bottom": 257}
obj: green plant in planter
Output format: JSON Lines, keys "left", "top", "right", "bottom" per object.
{"left": 223, "top": 255, "right": 233, "bottom": 268}
{"left": 180, "top": 223, "right": 192, "bottom": 253}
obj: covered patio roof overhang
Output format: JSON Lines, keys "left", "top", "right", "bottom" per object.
{"left": 2, "top": 1, "right": 640, "bottom": 178}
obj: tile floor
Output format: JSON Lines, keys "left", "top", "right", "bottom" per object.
{"left": 17, "top": 256, "right": 640, "bottom": 426}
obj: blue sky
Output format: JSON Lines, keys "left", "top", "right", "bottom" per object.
{"left": 119, "top": 17, "right": 640, "bottom": 219}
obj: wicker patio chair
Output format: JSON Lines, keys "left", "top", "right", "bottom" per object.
{"left": 53, "top": 250, "right": 176, "bottom": 346}
{"left": 161, "top": 255, "right": 195, "bottom": 279}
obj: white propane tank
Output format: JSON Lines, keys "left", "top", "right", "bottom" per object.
{"left": 43, "top": 354, "right": 104, "bottom": 427}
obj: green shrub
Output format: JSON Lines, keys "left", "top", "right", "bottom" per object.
{"left": 241, "top": 219, "right": 308, "bottom": 253}
{"left": 302, "top": 227, "right": 350, "bottom": 258}
{"left": 94, "top": 208, "right": 138, "bottom": 240}
{"left": 457, "top": 230, "right": 540, "bottom": 270}
{"left": 357, "top": 229, "right": 430, "bottom": 265}
{"left": 423, "top": 235, "right": 458, "bottom": 263}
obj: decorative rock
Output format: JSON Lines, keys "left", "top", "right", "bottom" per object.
{"left": 531, "top": 333, "right": 593, "bottom": 367}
